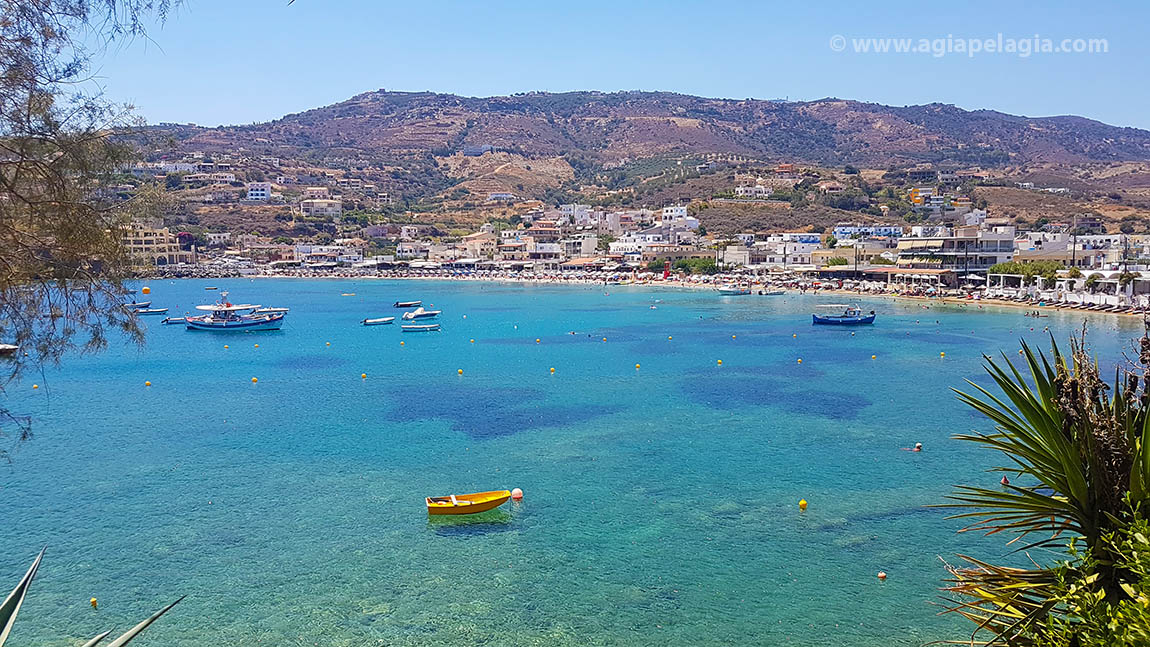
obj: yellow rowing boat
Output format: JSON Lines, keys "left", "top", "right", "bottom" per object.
{"left": 426, "top": 490, "right": 511, "bottom": 515}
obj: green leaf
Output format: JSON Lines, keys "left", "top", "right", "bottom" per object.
{"left": 104, "top": 596, "right": 184, "bottom": 647}
{"left": 0, "top": 547, "right": 45, "bottom": 647}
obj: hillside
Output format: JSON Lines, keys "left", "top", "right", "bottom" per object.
{"left": 155, "top": 91, "right": 1150, "bottom": 170}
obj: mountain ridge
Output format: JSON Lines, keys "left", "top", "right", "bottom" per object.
{"left": 154, "top": 89, "right": 1150, "bottom": 168}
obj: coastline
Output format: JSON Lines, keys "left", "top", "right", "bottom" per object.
{"left": 151, "top": 270, "right": 1146, "bottom": 319}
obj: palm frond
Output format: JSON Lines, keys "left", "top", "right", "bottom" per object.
{"left": 0, "top": 547, "right": 45, "bottom": 647}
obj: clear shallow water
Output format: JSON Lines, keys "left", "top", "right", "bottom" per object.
{"left": 0, "top": 279, "right": 1144, "bottom": 646}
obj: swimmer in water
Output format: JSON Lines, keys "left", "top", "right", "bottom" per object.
{"left": 1001, "top": 475, "right": 1010, "bottom": 486}
{"left": 901, "top": 442, "right": 923, "bottom": 452}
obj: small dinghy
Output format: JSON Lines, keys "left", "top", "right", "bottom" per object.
{"left": 125, "top": 301, "right": 151, "bottom": 309}
{"left": 362, "top": 317, "right": 395, "bottom": 326}
{"left": 135, "top": 308, "right": 169, "bottom": 315}
{"left": 161, "top": 317, "right": 185, "bottom": 325}
{"left": 394, "top": 300, "right": 422, "bottom": 308}
{"left": 426, "top": 490, "right": 511, "bottom": 515}
{"left": 402, "top": 323, "right": 441, "bottom": 332}
{"left": 401, "top": 307, "right": 442, "bottom": 320}
{"left": 0, "top": 344, "right": 19, "bottom": 356}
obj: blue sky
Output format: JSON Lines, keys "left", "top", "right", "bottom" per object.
{"left": 92, "top": 0, "right": 1148, "bottom": 129}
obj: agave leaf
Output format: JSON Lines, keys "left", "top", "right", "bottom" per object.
{"left": 80, "top": 630, "right": 113, "bottom": 647}
{"left": 0, "top": 547, "right": 45, "bottom": 647}
{"left": 104, "top": 595, "right": 184, "bottom": 647}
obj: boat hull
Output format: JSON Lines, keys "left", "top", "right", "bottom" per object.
{"left": 186, "top": 314, "right": 285, "bottom": 331}
{"left": 426, "top": 490, "right": 511, "bottom": 515}
{"left": 363, "top": 317, "right": 394, "bottom": 326}
{"left": 401, "top": 324, "right": 440, "bottom": 332}
{"left": 812, "top": 314, "right": 875, "bottom": 326}
{"left": 718, "top": 290, "right": 751, "bottom": 295}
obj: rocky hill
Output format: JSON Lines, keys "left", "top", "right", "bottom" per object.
{"left": 158, "top": 90, "right": 1150, "bottom": 167}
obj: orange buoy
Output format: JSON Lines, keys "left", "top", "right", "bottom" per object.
{"left": 326, "top": 342, "right": 331, "bottom": 346}
{"left": 792, "top": 334, "right": 797, "bottom": 338}
{"left": 550, "top": 367, "right": 555, "bottom": 373}
{"left": 635, "top": 363, "right": 641, "bottom": 370}
{"left": 251, "top": 377, "right": 258, "bottom": 383}
{"left": 470, "top": 339, "right": 475, "bottom": 343}
{"left": 602, "top": 337, "right": 607, "bottom": 342}
{"left": 361, "top": 373, "right": 367, "bottom": 379}
{"left": 400, "top": 341, "right": 405, "bottom": 346}
{"left": 717, "top": 359, "right": 722, "bottom": 365}
{"left": 32, "top": 384, "right": 38, "bottom": 390}
{"left": 254, "top": 344, "right": 259, "bottom": 349}
{"left": 224, "top": 345, "right": 229, "bottom": 349}
{"left": 871, "top": 355, "right": 876, "bottom": 359}
{"left": 668, "top": 336, "right": 673, "bottom": 341}
{"left": 145, "top": 381, "right": 152, "bottom": 387}
{"left": 511, "top": 488, "right": 523, "bottom": 500}
{"left": 141, "top": 286, "right": 151, "bottom": 295}
{"left": 799, "top": 498, "right": 808, "bottom": 511}
{"left": 797, "top": 358, "right": 803, "bottom": 364}
{"left": 90, "top": 597, "right": 98, "bottom": 609}
{"left": 732, "top": 334, "right": 736, "bottom": 339}
{"left": 939, "top": 352, "right": 945, "bottom": 358}
{"left": 457, "top": 369, "right": 463, "bottom": 375}
{"left": 877, "top": 571, "right": 887, "bottom": 581}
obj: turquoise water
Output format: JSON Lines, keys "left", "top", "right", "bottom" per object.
{"left": 1, "top": 279, "right": 1144, "bottom": 646}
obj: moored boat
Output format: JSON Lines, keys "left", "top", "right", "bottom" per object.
{"left": 362, "top": 317, "right": 395, "bottom": 326}
{"left": 185, "top": 292, "right": 285, "bottom": 331}
{"left": 759, "top": 289, "right": 785, "bottom": 296}
{"left": 135, "top": 308, "right": 169, "bottom": 315}
{"left": 161, "top": 317, "right": 185, "bottom": 325}
{"left": 124, "top": 301, "right": 151, "bottom": 309}
{"left": 717, "top": 284, "right": 751, "bottom": 295}
{"left": 0, "top": 343, "right": 18, "bottom": 356}
{"left": 394, "top": 300, "right": 422, "bottom": 308}
{"left": 401, "top": 323, "right": 440, "bottom": 332}
{"left": 401, "top": 307, "right": 441, "bottom": 320}
{"left": 426, "top": 490, "right": 511, "bottom": 515}
{"left": 253, "top": 307, "right": 290, "bottom": 314}
{"left": 812, "top": 305, "right": 876, "bottom": 326}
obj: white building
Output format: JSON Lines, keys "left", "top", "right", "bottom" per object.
{"left": 832, "top": 223, "right": 904, "bottom": 239}
{"left": 300, "top": 199, "right": 342, "bottom": 219}
{"left": 246, "top": 182, "right": 272, "bottom": 201}
{"left": 662, "top": 205, "right": 688, "bottom": 220}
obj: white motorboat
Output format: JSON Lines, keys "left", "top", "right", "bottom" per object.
{"left": 161, "top": 317, "right": 185, "bottom": 325}
{"left": 0, "top": 344, "right": 18, "bottom": 356}
{"left": 135, "top": 308, "right": 169, "bottom": 315}
{"left": 401, "top": 307, "right": 442, "bottom": 320}
{"left": 393, "top": 300, "right": 422, "bottom": 308}
{"left": 125, "top": 301, "right": 152, "bottom": 309}
{"left": 253, "top": 307, "right": 290, "bottom": 315}
{"left": 362, "top": 317, "right": 395, "bottom": 326}
{"left": 759, "top": 289, "right": 786, "bottom": 296}
{"left": 401, "top": 323, "right": 441, "bottom": 332}
{"left": 717, "top": 285, "right": 751, "bottom": 296}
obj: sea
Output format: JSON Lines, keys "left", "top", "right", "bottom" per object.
{"left": 0, "top": 278, "right": 1144, "bottom": 646}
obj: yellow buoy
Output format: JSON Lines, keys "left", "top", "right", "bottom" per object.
{"left": 254, "top": 344, "right": 259, "bottom": 349}
{"left": 141, "top": 286, "right": 151, "bottom": 295}
{"left": 400, "top": 341, "right": 405, "bottom": 346}
{"left": 635, "top": 363, "right": 641, "bottom": 370}
{"left": 361, "top": 373, "right": 367, "bottom": 379}
{"left": 32, "top": 384, "right": 38, "bottom": 390}
{"left": 603, "top": 337, "right": 607, "bottom": 342}
{"left": 793, "top": 334, "right": 797, "bottom": 338}
{"left": 470, "top": 339, "right": 475, "bottom": 343}
{"left": 536, "top": 338, "right": 541, "bottom": 344}
{"left": 251, "top": 377, "right": 258, "bottom": 383}
{"left": 224, "top": 345, "right": 229, "bottom": 349}
{"left": 799, "top": 499, "right": 808, "bottom": 511}
{"left": 145, "top": 381, "right": 151, "bottom": 387}
{"left": 871, "top": 355, "right": 876, "bottom": 359}
{"left": 550, "top": 367, "right": 555, "bottom": 373}
{"left": 326, "top": 342, "right": 331, "bottom": 346}
{"left": 940, "top": 352, "right": 945, "bottom": 358}
{"left": 668, "top": 336, "right": 673, "bottom": 341}
{"left": 90, "top": 597, "right": 98, "bottom": 609}
{"left": 732, "top": 335, "right": 736, "bottom": 339}
{"left": 717, "top": 359, "right": 722, "bottom": 365}
{"left": 797, "top": 358, "right": 803, "bottom": 364}
{"left": 458, "top": 369, "right": 463, "bottom": 375}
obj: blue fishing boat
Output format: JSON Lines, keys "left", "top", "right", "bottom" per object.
{"left": 185, "top": 292, "right": 285, "bottom": 331}
{"left": 812, "top": 305, "right": 876, "bottom": 326}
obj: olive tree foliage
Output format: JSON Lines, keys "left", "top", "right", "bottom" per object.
{"left": 0, "top": 0, "right": 175, "bottom": 457}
